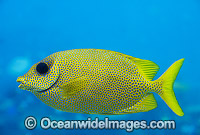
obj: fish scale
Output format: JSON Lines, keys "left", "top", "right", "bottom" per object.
{"left": 17, "top": 49, "right": 184, "bottom": 116}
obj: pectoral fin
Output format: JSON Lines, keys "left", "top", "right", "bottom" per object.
{"left": 118, "top": 93, "right": 157, "bottom": 113}
{"left": 59, "top": 76, "right": 89, "bottom": 98}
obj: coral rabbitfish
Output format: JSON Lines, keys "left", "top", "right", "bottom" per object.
{"left": 17, "top": 49, "right": 184, "bottom": 116}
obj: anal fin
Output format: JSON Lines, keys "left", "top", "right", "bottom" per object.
{"left": 118, "top": 93, "right": 157, "bottom": 113}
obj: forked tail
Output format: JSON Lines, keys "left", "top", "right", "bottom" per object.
{"left": 155, "top": 58, "right": 184, "bottom": 116}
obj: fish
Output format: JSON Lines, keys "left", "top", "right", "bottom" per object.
{"left": 16, "top": 49, "right": 184, "bottom": 116}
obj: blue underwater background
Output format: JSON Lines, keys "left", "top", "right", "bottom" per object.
{"left": 0, "top": 0, "right": 200, "bottom": 134}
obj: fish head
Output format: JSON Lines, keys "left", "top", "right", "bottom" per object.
{"left": 16, "top": 54, "right": 60, "bottom": 92}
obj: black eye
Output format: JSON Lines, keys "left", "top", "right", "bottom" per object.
{"left": 36, "top": 62, "right": 49, "bottom": 74}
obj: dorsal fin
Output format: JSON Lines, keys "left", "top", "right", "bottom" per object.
{"left": 134, "top": 58, "right": 159, "bottom": 80}
{"left": 100, "top": 50, "right": 159, "bottom": 81}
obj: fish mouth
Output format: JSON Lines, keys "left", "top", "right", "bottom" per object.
{"left": 17, "top": 75, "right": 60, "bottom": 92}
{"left": 37, "top": 75, "right": 60, "bottom": 93}
{"left": 17, "top": 76, "right": 29, "bottom": 90}
{"left": 17, "top": 76, "right": 25, "bottom": 83}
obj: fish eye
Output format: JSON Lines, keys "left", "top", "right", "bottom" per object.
{"left": 36, "top": 62, "right": 49, "bottom": 74}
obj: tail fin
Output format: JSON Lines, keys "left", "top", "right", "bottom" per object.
{"left": 156, "top": 58, "right": 184, "bottom": 116}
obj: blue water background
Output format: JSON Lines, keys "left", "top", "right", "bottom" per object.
{"left": 0, "top": 0, "right": 200, "bottom": 134}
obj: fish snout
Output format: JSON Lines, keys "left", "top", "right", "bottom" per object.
{"left": 17, "top": 76, "right": 25, "bottom": 82}
{"left": 16, "top": 76, "right": 27, "bottom": 89}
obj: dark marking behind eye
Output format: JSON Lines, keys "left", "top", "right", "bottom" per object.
{"left": 36, "top": 62, "right": 49, "bottom": 74}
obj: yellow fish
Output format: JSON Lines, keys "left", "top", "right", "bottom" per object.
{"left": 16, "top": 49, "right": 184, "bottom": 116}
